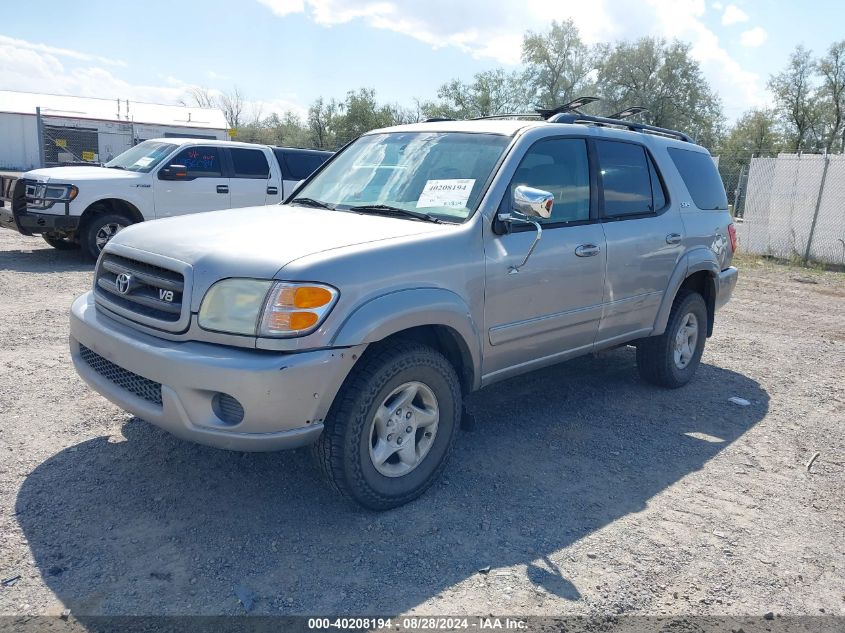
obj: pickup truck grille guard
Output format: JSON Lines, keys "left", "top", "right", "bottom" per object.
{"left": 0, "top": 176, "right": 74, "bottom": 235}
{"left": 94, "top": 253, "right": 190, "bottom": 332}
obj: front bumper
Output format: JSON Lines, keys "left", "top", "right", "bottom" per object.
{"left": 0, "top": 205, "right": 78, "bottom": 235}
{"left": 69, "top": 292, "right": 363, "bottom": 451}
{"left": 716, "top": 266, "right": 738, "bottom": 310}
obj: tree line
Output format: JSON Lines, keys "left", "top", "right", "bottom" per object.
{"left": 188, "top": 21, "right": 845, "bottom": 159}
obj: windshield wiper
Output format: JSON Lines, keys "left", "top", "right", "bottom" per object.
{"left": 347, "top": 204, "right": 444, "bottom": 224}
{"left": 106, "top": 165, "right": 125, "bottom": 170}
{"left": 289, "top": 197, "right": 335, "bottom": 210}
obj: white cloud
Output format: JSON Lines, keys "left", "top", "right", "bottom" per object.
{"left": 740, "top": 26, "right": 767, "bottom": 47}
{"left": 0, "top": 34, "right": 125, "bottom": 67}
{"left": 0, "top": 36, "right": 307, "bottom": 120}
{"left": 721, "top": 4, "right": 749, "bottom": 25}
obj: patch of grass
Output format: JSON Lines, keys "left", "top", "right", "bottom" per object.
{"left": 732, "top": 251, "right": 845, "bottom": 277}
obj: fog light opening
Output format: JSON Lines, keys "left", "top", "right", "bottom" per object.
{"left": 212, "top": 392, "right": 245, "bottom": 426}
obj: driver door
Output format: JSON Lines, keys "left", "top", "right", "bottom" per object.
{"left": 154, "top": 145, "right": 230, "bottom": 217}
{"left": 482, "top": 137, "right": 606, "bottom": 381}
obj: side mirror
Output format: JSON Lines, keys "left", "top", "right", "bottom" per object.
{"left": 158, "top": 164, "right": 189, "bottom": 181}
{"left": 513, "top": 185, "right": 554, "bottom": 219}
{"left": 495, "top": 186, "right": 554, "bottom": 275}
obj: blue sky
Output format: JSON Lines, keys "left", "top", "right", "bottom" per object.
{"left": 1, "top": 0, "right": 843, "bottom": 123}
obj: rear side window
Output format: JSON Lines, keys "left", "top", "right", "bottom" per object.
{"left": 230, "top": 148, "right": 270, "bottom": 178}
{"left": 596, "top": 140, "right": 666, "bottom": 218}
{"left": 282, "top": 152, "right": 328, "bottom": 180}
{"left": 667, "top": 148, "right": 727, "bottom": 210}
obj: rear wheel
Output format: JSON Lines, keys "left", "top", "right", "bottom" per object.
{"left": 313, "top": 341, "right": 461, "bottom": 510}
{"left": 42, "top": 233, "right": 79, "bottom": 250}
{"left": 636, "top": 290, "right": 707, "bottom": 388}
{"left": 80, "top": 211, "right": 131, "bottom": 260}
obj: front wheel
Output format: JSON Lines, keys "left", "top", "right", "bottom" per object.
{"left": 636, "top": 290, "right": 707, "bottom": 388}
{"left": 313, "top": 341, "right": 462, "bottom": 510}
{"left": 42, "top": 233, "right": 79, "bottom": 250}
{"left": 80, "top": 212, "right": 131, "bottom": 260}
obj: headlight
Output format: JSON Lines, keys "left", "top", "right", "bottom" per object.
{"left": 198, "top": 279, "right": 273, "bottom": 335}
{"left": 259, "top": 282, "right": 339, "bottom": 337}
{"left": 198, "top": 279, "right": 338, "bottom": 337}
{"left": 27, "top": 183, "right": 78, "bottom": 209}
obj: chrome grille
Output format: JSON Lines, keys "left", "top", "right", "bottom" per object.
{"left": 79, "top": 345, "right": 162, "bottom": 406}
{"left": 94, "top": 253, "right": 186, "bottom": 327}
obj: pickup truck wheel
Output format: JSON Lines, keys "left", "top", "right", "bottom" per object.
{"left": 313, "top": 341, "right": 461, "bottom": 510}
{"left": 636, "top": 290, "right": 707, "bottom": 388}
{"left": 42, "top": 233, "right": 80, "bottom": 250}
{"left": 80, "top": 212, "right": 130, "bottom": 260}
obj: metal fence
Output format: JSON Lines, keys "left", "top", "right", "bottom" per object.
{"left": 36, "top": 107, "right": 134, "bottom": 167}
{"left": 737, "top": 153, "right": 845, "bottom": 265}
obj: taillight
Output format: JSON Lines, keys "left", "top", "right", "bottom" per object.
{"left": 727, "top": 223, "right": 737, "bottom": 252}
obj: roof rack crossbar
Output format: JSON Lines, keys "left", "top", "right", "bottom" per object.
{"left": 549, "top": 113, "right": 692, "bottom": 143}
{"left": 470, "top": 112, "right": 542, "bottom": 120}
{"left": 607, "top": 106, "right": 649, "bottom": 120}
{"left": 535, "top": 96, "right": 601, "bottom": 120}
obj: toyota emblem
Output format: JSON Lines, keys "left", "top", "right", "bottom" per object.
{"left": 115, "top": 272, "right": 133, "bottom": 295}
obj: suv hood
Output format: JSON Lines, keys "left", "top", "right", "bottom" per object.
{"left": 23, "top": 166, "right": 139, "bottom": 182}
{"left": 107, "top": 204, "right": 447, "bottom": 306}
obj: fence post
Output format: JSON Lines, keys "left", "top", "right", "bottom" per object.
{"left": 803, "top": 154, "right": 830, "bottom": 264}
{"left": 35, "top": 106, "right": 45, "bottom": 168}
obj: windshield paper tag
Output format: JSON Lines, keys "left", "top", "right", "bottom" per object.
{"left": 417, "top": 179, "right": 475, "bottom": 209}
{"left": 134, "top": 156, "right": 154, "bottom": 167}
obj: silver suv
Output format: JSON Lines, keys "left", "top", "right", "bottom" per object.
{"left": 69, "top": 108, "right": 738, "bottom": 510}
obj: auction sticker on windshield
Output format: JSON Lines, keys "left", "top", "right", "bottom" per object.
{"left": 417, "top": 179, "right": 475, "bottom": 208}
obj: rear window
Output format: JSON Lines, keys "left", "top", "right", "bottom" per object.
{"left": 281, "top": 152, "right": 329, "bottom": 180}
{"left": 667, "top": 148, "right": 727, "bottom": 210}
{"left": 230, "top": 148, "right": 270, "bottom": 178}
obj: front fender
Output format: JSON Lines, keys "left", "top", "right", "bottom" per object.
{"left": 330, "top": 288, "right": 483, "bottom": 389}
{"left": 652, "top": 247, "right": 719, "bottom": 336}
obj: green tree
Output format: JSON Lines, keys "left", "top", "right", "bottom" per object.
{"left": 596, "top": 38, "right": 724, "bottom": 148}
{"left": 308, "top": 97, "right": 339, "bottom": 149}
{"left": 522, "top": 19, "right": 595, "bottom": 107}
{"left": 817, "top": 41, "right": 845, "bottom": 153}
{"left": 768, "top": 46, "right": 819, "bottom": 152}
{"left": 719, "top": 109, "right": 784, "bottom": 157}
{"left": 332, "top": 88, "right": 396, "bottom": 146}
{"left": 428, "top": 69, "right": 528, "bottom": 119}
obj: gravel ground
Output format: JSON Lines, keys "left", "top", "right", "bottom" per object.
{"left": 0, "top": 230, "right": 843, "bottom": 622}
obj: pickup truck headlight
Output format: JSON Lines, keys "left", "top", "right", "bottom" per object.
{"left": 198, "top": 279, "right": 338, "bottom": 337}
{"left": 27, "top": 183, "right": 78, "bottom": 209}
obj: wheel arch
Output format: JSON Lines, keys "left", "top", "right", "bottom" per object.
{"left": 653, "top": 249, "right": 718, "bottom": 338}
{"left": 330, "top": 288, "right": 482, "bottom": 392}
{"left": 80, "top": 198, "right": 144, "bottom": 228}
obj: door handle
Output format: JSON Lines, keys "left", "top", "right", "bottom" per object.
{"left": 665, "top": 233, "right": 682, "bottom": 245}
{"left": 216, "top": 185, "right": 229, "bottom": 194}
{"left": 267, "top": 186, "right": 279, "bottom": 195}
{"left": 575, "top": 244, "right": 601, "bottom": 257}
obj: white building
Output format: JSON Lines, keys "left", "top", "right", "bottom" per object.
{"left": 0, "top": 90, "right": 229, "bottom": 171}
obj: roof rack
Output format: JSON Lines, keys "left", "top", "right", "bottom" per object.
{"left": 535, "top": 96, "right": 601, "bottom": 120}
{"left": 470, "top": 112, "right": 542, "bottom": 120}
{"left": 423, "top": 116, "right": 455, "bottom": 122}
{"left": 607, "top": 106, "right": 648, "bottom": 120}
{"left": 549, "top": 113, "right": 693, "bottom": 143}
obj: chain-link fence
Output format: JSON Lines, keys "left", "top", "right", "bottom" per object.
{"left": 735, "top": 153, "right": 845, "bottom": 265}
{"left": 36, "top": 109, "right": 134, "bottom": 167}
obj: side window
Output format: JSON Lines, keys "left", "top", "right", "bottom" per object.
{"left": 169, "top": 146, "right": 222, "bottom": 178}
{"left": 230, "top": 148, "right": 270, "bottom": 178}
{"left": 667, "top": 147, "right": 728, "bottom": 210}
{"left": 595, "top": 140, "right": 655, "bottom": 218}
{"left": 282, "top": 153, "right": 328, "bottom": 181}
{"left": 510, "top": 138, "right": 590, "bottom": 224}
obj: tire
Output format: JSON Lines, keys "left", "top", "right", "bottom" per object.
{"left": 313, "top": 340, "right": 462, "bottom": 510}
{"left": 42, "top": 233, "right": 80, "bottom": 250}
{"left": 636, "top": 290, "right": 707, "bottom": 388}
{"left": 80, "top": 211, "right": 131, "bottom": 260}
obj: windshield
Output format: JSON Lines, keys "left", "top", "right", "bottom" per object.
{"left": 292, "top": 132, "right": 511, "bottom": 222}
{"left": 104, "top": 141, "right": 177, "bottom": 173}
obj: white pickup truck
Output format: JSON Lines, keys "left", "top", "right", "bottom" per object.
{"left": 0, "top": 139, "right": 332, "bottom": 259}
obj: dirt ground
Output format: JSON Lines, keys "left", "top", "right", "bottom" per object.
{"left": 0, "top": 229, "right": 843, "bottom": 622}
